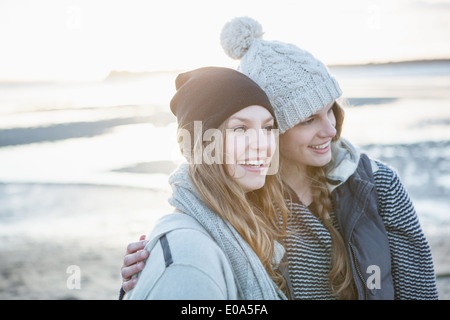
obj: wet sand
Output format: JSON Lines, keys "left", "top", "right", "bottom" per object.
{"left": 0, "top": 183, "right": 172, "bottom": 299}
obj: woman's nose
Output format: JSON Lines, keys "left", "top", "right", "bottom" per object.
{"left": 248, "top": 128, "right": 270, "bottom": 151}
{"left": 319, "top": 117, "right": 337, "bottom": 139}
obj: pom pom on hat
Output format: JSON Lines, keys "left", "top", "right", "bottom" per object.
{"left": 220, "top": 16, "right": 263, "bottom": 59}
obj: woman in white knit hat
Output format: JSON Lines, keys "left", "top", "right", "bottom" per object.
{"left": 121, "top": 17, "right": 438, "bottom": 300}
{"left": 218, "top": 16, "right": 438, "bottom": 300}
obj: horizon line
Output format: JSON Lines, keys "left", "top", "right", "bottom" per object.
{"left": 1, "top": 58, "right": 450, "bottom": 84}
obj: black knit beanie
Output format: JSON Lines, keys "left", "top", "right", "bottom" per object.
{"left": 170, "top": 67, "right": 274, "bottom": 134}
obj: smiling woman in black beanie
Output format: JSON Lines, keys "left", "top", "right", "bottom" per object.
{"left": 120, "top": 66, "right": 292, "bottom": 300}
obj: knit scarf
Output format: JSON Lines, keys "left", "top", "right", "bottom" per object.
{"left": 168, "top": 163, "right": 286, "bottom": 300}
{"left": 326, "top": 138, "right": 361, "bottom": 193}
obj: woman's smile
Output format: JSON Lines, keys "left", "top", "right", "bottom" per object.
{"left": 236, "top": 158, "right": 269, "bottom": 172}
{"left": 308, "top": 140, "right": 331, "bottom": 154}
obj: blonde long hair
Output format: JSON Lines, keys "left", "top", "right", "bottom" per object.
{"left": 306, "top": 101, "right": 356, "bottom": 299}
{"left": 178, "top": 122, "right": 290, "bottom": 292}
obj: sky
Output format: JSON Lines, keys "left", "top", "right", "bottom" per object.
{"left": 0, "top": 0, "right": 449, "bottom": 81}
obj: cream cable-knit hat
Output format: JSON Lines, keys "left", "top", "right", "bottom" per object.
{"left": 220, "top": 17, "right": 342, "bottom": 134}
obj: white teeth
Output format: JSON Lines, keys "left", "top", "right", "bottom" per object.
{"left": 237, "top": 160, "right": 265, "bottom": 167}
{"left": 310, "top": 142, "right": 330, "bottom": 149}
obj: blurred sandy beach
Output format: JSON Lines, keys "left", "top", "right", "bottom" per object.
{"left": 0, "top": 61, "right": 449, "bottom": 299}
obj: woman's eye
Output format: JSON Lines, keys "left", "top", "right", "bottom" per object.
{"left": 233, "top": 126, "right": 246, "bottom": 133}
{"left": 263, "top": 125, "right": 274, "bottom": 132}
{"left": 301, "top": 118, "right": 314, "bottom": 125}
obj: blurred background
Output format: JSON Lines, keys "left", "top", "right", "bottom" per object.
{"left": 0, "top": 0, "right": 449, "bottom": 299}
